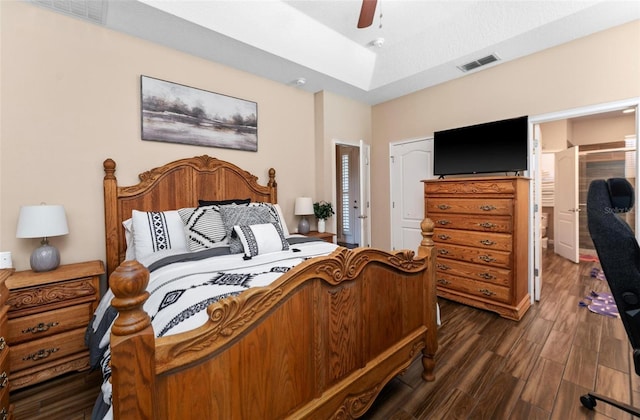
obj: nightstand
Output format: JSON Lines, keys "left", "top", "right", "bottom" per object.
{"left": 6, "top": 260, "right": 104, "bottom": 390}
{"left": 0, "top": 270, "right": 12, "bottom": 418}
{"left": 305, "top": 231, "right": 335, "bottom": 244}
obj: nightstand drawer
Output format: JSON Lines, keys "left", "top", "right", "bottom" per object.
{"left": 10, "top": 327, "right": 87, "bottom": 372}
{"left": 8, "top": 302, "right": 93, "bottom": 345}
{"left": 7, "top": 277, "right": 98, "bottom": 316}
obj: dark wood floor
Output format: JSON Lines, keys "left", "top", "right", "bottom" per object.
{"left": 10, "top": 249, "right": 636, "bottom": 419}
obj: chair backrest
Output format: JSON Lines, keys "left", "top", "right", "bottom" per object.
{"left": 587, "top": 178, "right": 640, "bottom": 374}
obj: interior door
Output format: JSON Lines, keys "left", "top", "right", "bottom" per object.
{"left": 554, "top": 146, "right": 579, "bottom": 263}
{"left": 359, "top": 140, "right": 371, "bottom": 247}
{"left": 336, "top": 144, "right": 361, "bottom": 247}
{"left": 390, "top": 139, "right": 433, "bottom": 253}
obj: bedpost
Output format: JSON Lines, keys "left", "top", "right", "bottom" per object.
{"left": 104, "top": 158, "right": 119, "bottom": 278}
{"left": 418, "top": 217, "right": 437, "bottom": 382}
{"left": 268, "top": 167, "right": 277, "bottom": 203}
{"left": 110, "top": 260, "right": 157, "bottom": 420}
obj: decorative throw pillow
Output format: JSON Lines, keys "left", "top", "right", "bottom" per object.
{"left": 178, "top": 206, "right": 228, "bottom": 252}
{"left": 198, "top": 198, "right": 251, "bottom": 207}
{"left": 219, "top": 205, "right": 271, "bottom": 254}
{"left": 122, "top": 218, "right": 136, "bottom": 260}
{"left": 249, "top": 202, "right": 290, "bottom": 237}
{"left": 233, "top": 222, "right": 289, "bottom": 258}
{"left": 131, "top": 210, "right": 189, "bottom": 260}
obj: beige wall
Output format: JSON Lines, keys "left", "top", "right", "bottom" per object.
{"left": 0, "top": 2, "right": 323, "bottom": 270}
{"left": 572, "top": 114, "right": 636, "bottom": 146}
{"left": 371, "top": 20, "right": 640, "bottom": 248}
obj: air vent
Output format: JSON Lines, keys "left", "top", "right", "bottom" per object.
{"left": 457, "top": 54, "right": 500, "bottom": 73}
{"left": 31, "top": 0, "right": 108, "bottom": 25}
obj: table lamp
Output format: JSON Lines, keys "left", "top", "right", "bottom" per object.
{"left": 16, "top": 204, "right": 69, "bottom": 272}
{"left": 294, "top": 197, "right": 314, "bottom": 235}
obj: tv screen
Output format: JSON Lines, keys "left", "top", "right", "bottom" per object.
{"left": 433, "top": 116, "right": 528, "bottom": 176}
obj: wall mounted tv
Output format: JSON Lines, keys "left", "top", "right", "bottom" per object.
{"left": 433, "top": 115, "right": 528, "bottom": 177}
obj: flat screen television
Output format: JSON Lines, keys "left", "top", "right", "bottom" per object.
{"left": 433, "top": 116, "right": 528, "bottom": 176}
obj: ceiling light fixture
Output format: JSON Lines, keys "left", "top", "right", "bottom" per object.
{"left": 294, "top": 78, "right": 306, "bottom": 86}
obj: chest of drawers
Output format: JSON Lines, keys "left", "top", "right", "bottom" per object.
{"left": 424, "top": 177, "right": 530, "bottom": 320}
{"left": 0, "top": 270, "right": 11, "bottom": 418}
{"left": 6, "top": 261, "right": 103, "bottom": 390}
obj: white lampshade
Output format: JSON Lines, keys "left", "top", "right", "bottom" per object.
{"left": 294, "top": 197, "right": 314, "bottom": 216}
{"left": 16, "top": 205, "right": 69, "bottom": 238}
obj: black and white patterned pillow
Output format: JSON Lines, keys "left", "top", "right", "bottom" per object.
{"left": 178, "top": 206, "right": 228, "bottom": 252}
{"left": 233, "top": 222, "right": 289, "bottom": 258}
{"left": 219, "top": 205, "right": 271, "bottom": 254}
{"left": 248, "top": 202, "right": 290, "bottom": 237}
{"left": 131, "top": 210, "right": 189, "bottom": 259}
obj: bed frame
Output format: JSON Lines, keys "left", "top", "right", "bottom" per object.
{"left": 103, "top": 155, "right": 437, "bottom": 419}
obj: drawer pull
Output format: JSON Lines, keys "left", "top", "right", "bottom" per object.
{"left": 478, "top": 222, "right": 496, "bottom": 229}
{"left": 0, "top": 408, "right": 6, "bottom": 420}
{"left": 437, "top": 263, "right": 451, "bottom": 270}
{"left": 23, "top": 347, "right": 59, "bottom": 362}
{"left": 22, "top": 321, "right": 60, "bottom": 335}
{"left": 479, "top": 205, "right": 497, "bottom": 211}
{"left": 438, "top": 249, "right": 449, "bottom": 255}
{"left": 478, "top": 255, "right": 496, "bottom": 263}
{"left": 0, "top": 337, "right": 5, "bottom": 352}
{"left": 480, "top": 239, "right": 496, "bottom": 246}
{"left": 437, "top": 279, "right": 451, "bottom": 286}
{"left": 478, "top": 272, "right": 496, "bottom": 280}
{"left": 437, "top": 204, "right": 451, "bottom": 210}
{"left": 479, "top": 288, "right": 496, "bottom": 297}
{"left": 437, "top": 219, "right": 451, "bottom": 226}
{"left": 437, "top": 234, "right": 451, "bottom": 240}
{"left": 0, "top": 372, "right": 7, "bottom": 389}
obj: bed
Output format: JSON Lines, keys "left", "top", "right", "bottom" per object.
{"left": 94, "top": 155, "right": 437, "bottom": 419}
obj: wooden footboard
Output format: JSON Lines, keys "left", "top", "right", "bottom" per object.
{"left": 108, "top": 221, "right": 436, "bottom": 420}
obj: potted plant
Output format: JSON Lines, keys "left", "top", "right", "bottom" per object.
{"left": 313, "top": 201, "right": 334, "bottom": 233}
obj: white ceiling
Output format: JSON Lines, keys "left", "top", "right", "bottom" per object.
{"left": 32, "top": 0, "right": 640, "bottom": 105}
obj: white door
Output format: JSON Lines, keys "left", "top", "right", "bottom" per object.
{"left": 390, "top": 139, "right": 434, "bottom": 253}
{"left": 359, "top": 140, "right": 371, "bottom": 247}
{"left": 554, "top": 146, "right": 579, "bottom": 263}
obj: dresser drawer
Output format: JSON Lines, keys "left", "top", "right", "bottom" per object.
{"left": 436, "top": 258, "right": 511, "bottom": 286}
{"left": 431, "top": 214, "right": 512, "bottom": 233}
{"left": 435, "top": 273, "right": 511, "bottom": 304}
{"left": 426, "top": 198, "right": 513, "bottom": 216}
{"left": 425, "top": 179, "right": 517, "bottom": 195}
{"left": 434, "top": 228, "right": 512, "bottom": 251}
{"left": 435, "top": 243, "right": 511, "bottom": 269}
{"left": 7, "top": 277, "right": 98, "bottom": 316}
{"left": 0, "top": 349, "right": 8, "bottom": 419}
{"left": 10, "top": 327, "right": 87, "bottom": 372}
{"left": 8, "top": 302, "right": 93, "bottom": 345}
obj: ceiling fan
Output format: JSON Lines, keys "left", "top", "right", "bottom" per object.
{"left": 357, "top": 0, "right": 378, "bottom": 28}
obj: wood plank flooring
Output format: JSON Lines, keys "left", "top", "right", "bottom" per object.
{"left": 9, "top": 248, "right": 636, "bottom": 419}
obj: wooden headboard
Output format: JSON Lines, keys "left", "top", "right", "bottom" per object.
{"left": 103, "top": 155, "right": 277, "bottom": 277}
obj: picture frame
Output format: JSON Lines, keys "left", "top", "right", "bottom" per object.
{"left": 141, "top": 75, "right": 258, "bottom": 152}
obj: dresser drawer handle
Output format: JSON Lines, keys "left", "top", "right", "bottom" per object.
{"left": 478, "top": 272, "right": 496, "bottom": 280}
{"left": 0, "top": 337, "right": 5, "bottom": 352}
{"left": 23, "top": 347, "right": 59, "bottom": 362}
{"left": 438, "top": 249, "right": 449, "bottom": 255}
{"left": 437, "top": 234, "right": 451, "bottom": 240}
{"left": 437, "top": 219, "right": 451, "bottom": 226}
{"left": 22, "top": 321, "right": 60, "bottom": 335}
{"left": 437, "top": 263, "right": 451, "bottom": 270}
{"left": 478, "top": 255, "right": 496, "bottom": 263}
{"left": 479, "top": 205, "right": 497, "bottom": 211}
{"left": 479, "top": 288, "right": 496, "bottom": 296}
{"left": 437, "top": 204, "right": 451, "bottom": 210}
{"left": 437, "top": 279, "right": 451, "bottom": 286}
{"left": 480, "top": 239, "right": 496, "bottom": 246}
{"left": 0, "top": 407, "right": 6, "bottom": 420}
{"left": 478, "top": 222, "right": 496, "bottom": 229}
{"left": 0, "top": 372, "right": 7, "bottom": 389}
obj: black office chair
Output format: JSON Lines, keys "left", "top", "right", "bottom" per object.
{"left": 583, "top": 178, "right": 640, "bottom": 416}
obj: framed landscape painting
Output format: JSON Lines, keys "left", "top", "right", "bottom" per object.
{"left": 141, "top": 76, "right": 258, "bottom": 151}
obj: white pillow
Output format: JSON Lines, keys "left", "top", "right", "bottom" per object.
{"left": 233, "top": 222, "right": 289, "bottom": 258}
{"left": 122, "top": 218, "right": 136, "bottom": 261}
{"left": 131, "top": 210, "right": 189, "bottom": 260}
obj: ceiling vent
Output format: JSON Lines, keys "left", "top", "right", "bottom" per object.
{"left": 457, "top": 54, "right": 500, "bottom": 73}
{"left": 30, "top": 0, "right": 108, "bottom": 25}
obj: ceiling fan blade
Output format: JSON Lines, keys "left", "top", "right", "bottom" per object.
{"left": 357, "top": 0, "right": 377, "bottom": 28}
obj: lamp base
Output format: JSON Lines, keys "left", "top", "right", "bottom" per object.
{"left": 30, "top": 241, "right": 60, "bottom": 272}
{"left": 298, "top": 217, "right": 310, "bottom": 235}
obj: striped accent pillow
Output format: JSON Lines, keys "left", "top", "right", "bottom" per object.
{"left": 178, "top": 205, "right": 228, "bottom": 252}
